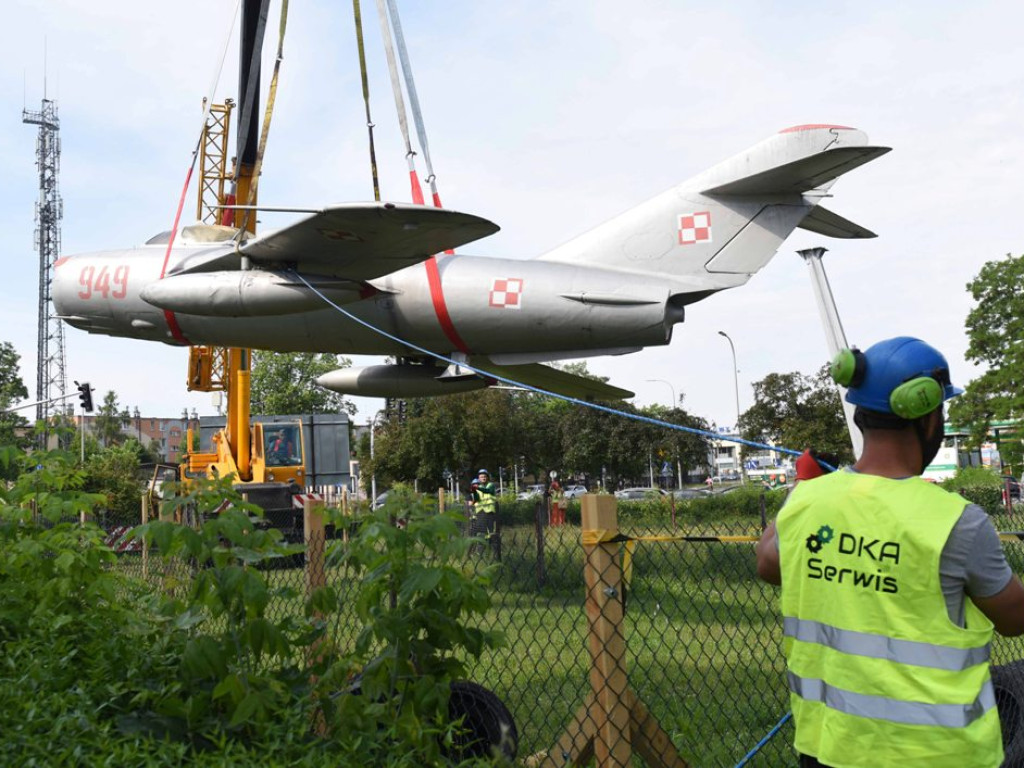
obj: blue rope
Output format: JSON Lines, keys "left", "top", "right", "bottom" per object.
{"left": 293, "top": 272, "right": 812, "bottom": 763}
{"left": 288, "top": 269, "right": 804, "bottom": 459}
{"left": 734, "top": 711, "right": 792, "bottom": 767}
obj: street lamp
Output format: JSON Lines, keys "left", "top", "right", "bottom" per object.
{"left": 646, "top": 379, "right": 677, "bottom": 409}
{"left": 369, "top": 411, "right": 384, "bottom": 508}
{"left": 646, "top": 378, "right": 679, "bottom": 489}
{"left": 133, "top": 406, "right": 141, "bottom": 443}
{"left": 718, "top": 330, "right": 743, "bottom": 483}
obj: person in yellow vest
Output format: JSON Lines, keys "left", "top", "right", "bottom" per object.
{"left": 756, "top": 337, "right": 1024, "bottom": 768}
{"left": 470, "top": 468, "right": 498, "bottom": 543}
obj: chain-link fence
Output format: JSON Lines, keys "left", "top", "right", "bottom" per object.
{"left": 109, "top": 494, "right": 1024, "bottom": 767}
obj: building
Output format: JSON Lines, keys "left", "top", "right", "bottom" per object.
{"left": 74, "top": 414, "right": 187, "bottom": 463}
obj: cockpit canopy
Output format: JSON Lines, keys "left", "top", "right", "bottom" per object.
{"left": 145, "top": 223, "right": 244, "bottom": 246}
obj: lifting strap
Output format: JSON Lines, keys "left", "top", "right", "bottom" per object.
{"left": 385, "top": 0, "right": 443, "bottom": 209}
{"left": 351, "top": 0, "right": 381, "bottom": 202}
{"left": 236, "top": 0, "right": 290, "bottom": 236}
{"left": 375, "top": 0, "right": 423, "bottom": 205}
{"left": 157, "top": 0, "right": 240, "bottom": 344}
{"left": 382, "top": 0, "right": 453, "bottom": 253}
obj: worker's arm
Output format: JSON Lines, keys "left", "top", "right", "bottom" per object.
{"left": 972, "top": 575, "right": 1024, "bottom": 636}
{"left": 755, "top": 520, "right": 781, "bottom": 585}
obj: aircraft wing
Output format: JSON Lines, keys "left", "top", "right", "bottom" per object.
{"left": 474, "top": 360, "right": 634, "bottom": 401}
{"left": 240, "top": 203, "right": 500, "bottom": 280}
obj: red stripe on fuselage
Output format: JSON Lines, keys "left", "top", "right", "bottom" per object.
{"left": 162, "top": 310, "right": 191, "bottom": 346}
{"left": 158, "top": 165, "right": 195, "bottom": 345}
{"left": 424, "top": 256, "right": 470, "bottom": 354}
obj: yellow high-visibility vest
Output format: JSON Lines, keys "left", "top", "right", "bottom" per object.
{"left": 777, "top": 471, "right": 1001, "bottom": 768}
{"left": 474, "top": 484, "right": 496, "bottom": 514}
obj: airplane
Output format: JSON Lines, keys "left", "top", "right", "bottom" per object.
{"left": 53, "top": 124, "right": 889, "bottom": 401}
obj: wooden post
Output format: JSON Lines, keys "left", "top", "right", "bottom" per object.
{"left": 581, "top": 495, "right": 632, "bottom": 768}
{"left": 534, "top": 499, "right": 547, "bottom": 589}
{"left": 341, "top": 487, "right": 349, "bottom": 543}
{"left": 303, "top": 496, "right": 328, "bottom": 736}
{"left": 532, "top": 494, "right": 688, "bottom": 768}
{"left": 141, "top": 492, "right": 151, "bottom": 578}
{"left": 304, "top": 497, "right": 326, "bottom": 598}
{"left": 438, "top": 487, "right": 446, "bottom": 514}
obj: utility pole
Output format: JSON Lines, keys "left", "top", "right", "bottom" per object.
{"left": 23, "top": 95, "right": 67, "bottom": 448}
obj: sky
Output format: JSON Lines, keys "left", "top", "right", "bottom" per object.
{"left": 2, "top": 1, "right": 1023, "bottom": 430}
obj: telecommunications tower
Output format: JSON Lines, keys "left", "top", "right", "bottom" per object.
{"left": 23, "top": 97, "right": 68, "bottom": 438}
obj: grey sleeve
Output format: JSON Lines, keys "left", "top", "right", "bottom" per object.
{"left": 963, "top": 505, "right": 1014, "bottom": 598}
{"left": 940, "top": 504, "right": 1013, "bottom": 608}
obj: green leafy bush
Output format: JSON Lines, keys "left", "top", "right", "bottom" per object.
{"left": 0, "top": 446, "right": 507, "bottom": 766}
{"left": 320, "top": 487, "right": 506, "bottom": 765}
{"left": 941, "top": 466, "right": 1005, "bottom": 515}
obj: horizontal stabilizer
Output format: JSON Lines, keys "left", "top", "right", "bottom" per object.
{"left": 473, "top": 360, "right": 633, "bottom": 401}
{"left": 702, "top": 146, "right": 891, "bottom": 196}
{"left": 241, "top": 203, "right": 499, "bottom": 280}
{"left": 798, "top": 205, "right": 878, "bottom": 239}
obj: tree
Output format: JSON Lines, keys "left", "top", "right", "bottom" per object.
{"left": 93, "top": 391, "right": 129, "bottom": 447}
{"left": 82, "top": 441, "right": 148, "bottom": 526}
{"left": 739, "top": 365, "right": 854, "bottom": 464}
{"left": 250, "top": 352, "right": 355, "bottom": 415}
{"left": 949, "top": 253, "right": 1024, "bottom": 447}
{"left": 0, "top": 341, "right": 30, "bottom": 452}
{"left": 365, "top": 389, "right": 519, "bottom": 489}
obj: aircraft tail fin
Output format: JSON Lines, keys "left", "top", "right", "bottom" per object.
{"left": 537, "top": 125, "right": 888, "bottom": 286}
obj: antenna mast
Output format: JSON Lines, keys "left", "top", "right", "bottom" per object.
{"left": 22, "top": 96, "right": 67, "bottom": 444}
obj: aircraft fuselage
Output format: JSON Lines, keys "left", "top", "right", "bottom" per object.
{"left": 54, "top": 245, "right": 686, "bottom": 362}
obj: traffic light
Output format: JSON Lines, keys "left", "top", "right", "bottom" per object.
{"left": 75, "top": 381, "right": 94, "bottom": 412}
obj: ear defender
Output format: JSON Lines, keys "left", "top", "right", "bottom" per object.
{"left": 830, "top": 348, "right": 866, "bottom": 388}
{"left": 889, "top": 377, "right": 944, "bottom": 420}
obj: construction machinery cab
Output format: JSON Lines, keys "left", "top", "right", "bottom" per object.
{"left": 253, "top": 421, "right": 305, "bottom": 484}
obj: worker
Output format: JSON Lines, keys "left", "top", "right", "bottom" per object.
{"left": 756, "top": 337, "right": 1024, "bottom": 768}
{"left": 268, "top": 428, "right": 294, "bottom": 465}
{"left": 469, "top": 468, "right": 498, "bottom": 545}
{"left": 549, "top": 477, "right": 565, "bottom": 527}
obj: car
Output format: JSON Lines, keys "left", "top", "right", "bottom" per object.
{"left": 563, "top": 484, "right": 588, "bottom": 499}
{"left": 670, "top": 488, "right": 710, "bottom": 500}
{"left": 614, "top": 487, "right": 667, "bottom": 500}
{"left": 516, "top": 484, "right": 545, "bottom": 501}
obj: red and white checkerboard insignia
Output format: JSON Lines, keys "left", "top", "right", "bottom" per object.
{"left": 489, "top": 278, "right": 524, "bottom": 309}
{"left": 678, "top": 211, "right": 712, "bottom": 245}
{"left": 318, "top": 228, "right": 364, "bottom": 242}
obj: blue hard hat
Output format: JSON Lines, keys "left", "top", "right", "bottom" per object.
{"left": 477, "top": 468, "right": 490, "bottom": 476}
{"left": 843, "top": 336, "right": 963, "bottom": 414}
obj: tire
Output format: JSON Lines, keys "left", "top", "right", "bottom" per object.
{"left": 445, "top": 680, "right": 519, "bottom": 763}
{"left": 992, "top": 661, "right": 1024, "bottom": 767}
{"left": 333, "top": 676, "right": 518, "bottom": 763}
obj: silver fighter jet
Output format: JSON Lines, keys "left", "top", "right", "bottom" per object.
{"left": 54, "top": 124, "right": 889, "bottom": 401}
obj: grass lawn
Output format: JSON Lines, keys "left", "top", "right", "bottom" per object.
{"left": 116, "top": 512, "right": 1024, "bottom": 767}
